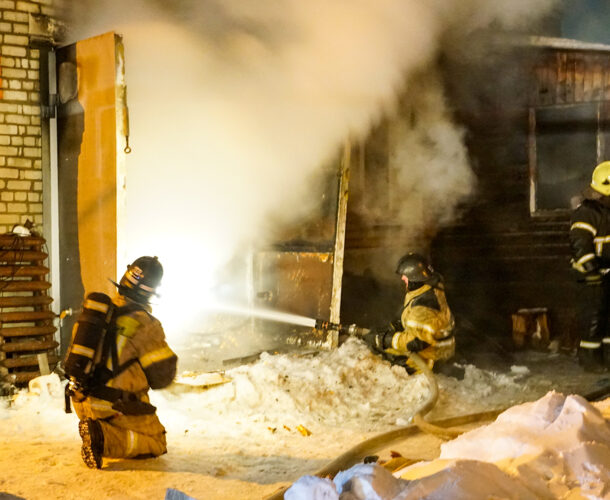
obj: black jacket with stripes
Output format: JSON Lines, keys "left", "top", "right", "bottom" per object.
{"left": 570, "top": 196, "right": 610, "bottom": 273}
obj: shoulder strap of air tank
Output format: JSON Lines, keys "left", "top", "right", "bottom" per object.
{"left": 108, "top": 302, "right": 148, "bottom": 379}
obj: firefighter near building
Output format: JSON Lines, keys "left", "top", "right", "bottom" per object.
{"left": 63, "top": 256, "right": 178, "bottom": 469}
{"left": 570, "top": 160, "right": 610, "bottom": 372}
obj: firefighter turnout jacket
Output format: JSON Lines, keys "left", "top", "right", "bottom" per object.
{"left": 570, "top": 195, "right": 610, "bottom": 274}
{"left": 384, "top": 281, "right": 455, "bottom": 368}
{"left": 72, "top": 294, "right": 177, "bottom": 459}
{"left": 570, "top": 191, "right": 610, "bottom": 368}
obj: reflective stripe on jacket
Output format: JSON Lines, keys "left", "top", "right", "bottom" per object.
{"left": 109, "top": 294, "right": 177, "bottom": 393}
{"left": 570, "top": 197, "right": 610, "bottom": 273}
{"left": 386, "top": 283, "right": 455, "bottom": 364}
{"left": 74, "top": 294, "right": 177, "bottom": 419}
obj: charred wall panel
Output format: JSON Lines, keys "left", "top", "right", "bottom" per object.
{"left": 433, "top": 43, "right": 610, "bottom": 353}
{"left": 339, "top": 41, "right": 610, "bottom": 356}
{"left": 533, "top": 50, "right": 610, "bottom": 105}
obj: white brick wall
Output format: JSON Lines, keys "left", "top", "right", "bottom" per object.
{"left": 0, "top": 0, "right": 51, "bottom": 233}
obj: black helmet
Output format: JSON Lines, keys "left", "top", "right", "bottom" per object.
{"left": 395, "top": 253, "right": 435, "bottom": 282}
{"left": 116, "top": 256, "right": 163, "bottom": 304}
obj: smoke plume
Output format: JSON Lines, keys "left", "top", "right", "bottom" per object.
{"left": 58, "top": 0, "right": 558, "bottom": 338}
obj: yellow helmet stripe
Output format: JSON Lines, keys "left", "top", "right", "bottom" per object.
{"left": 125, "top": 270, "right": 140, "bottom": 286}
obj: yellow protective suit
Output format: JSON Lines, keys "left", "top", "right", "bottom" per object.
{"left": 72, "top": 294, "right": 177, "bottom": 459}
{"left": 384, "top": 282, "right": 455, "bottom": 370}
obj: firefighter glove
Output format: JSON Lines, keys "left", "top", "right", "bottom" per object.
{"left": 363, "top": 331, "right": 392, "bottom": 352}
{"left": 406, "top": 338, "right": 431, "bottom": 353}
{"left": 388, "top": 318, "right": 402, "bottom": 333}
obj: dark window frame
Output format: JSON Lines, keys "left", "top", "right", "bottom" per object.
{"left": 529, "top": 101, "right": 608, "bottom": 216}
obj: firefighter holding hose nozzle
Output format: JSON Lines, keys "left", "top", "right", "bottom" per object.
{"left": 360, "top": 252, "right": 455, "bottom": 374}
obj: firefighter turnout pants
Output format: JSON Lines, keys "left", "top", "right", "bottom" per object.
{"left": 578, "top": 277, "right": 610, "bottom": 371}
{"left": 73, "top": 399, "right": 167, "bottom": 459}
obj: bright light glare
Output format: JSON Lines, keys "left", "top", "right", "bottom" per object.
{"left": 126, "top": 233, "right": 229, "bottom": 344}
{"left": 152, "top": 272, "right": 217, "bottom": 343}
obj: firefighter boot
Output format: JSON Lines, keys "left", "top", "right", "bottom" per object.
{"left": 79, "top": 418, "right": 104, "bottom": 469}
{"left": 578, "top": 344, "right": 605, "bottom": 373}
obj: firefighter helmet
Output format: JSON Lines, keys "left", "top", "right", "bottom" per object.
{"left": 116, "top": 256, "right": 163, "bottom": 304}
{"left": 591, "top": 161, "right": 610, "bottom": 196}
{"left": 395, "top": 253, "right": 435, "bottom": 282}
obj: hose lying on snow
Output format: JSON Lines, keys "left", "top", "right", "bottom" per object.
{"left": 265, "top": 352, "right": 472, "bottom": 500}
{"left": 266, "top": 353, "right": 610, "bottom": 499}
{"left": 310, "top": 352, "right": 466, "bottom": 478}
{"left": 409, "top": 352, "right": 463, "bottom": 441}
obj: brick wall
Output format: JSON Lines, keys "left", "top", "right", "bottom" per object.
{"left": 0, "top": 0, "right": 53, "bottom": 234}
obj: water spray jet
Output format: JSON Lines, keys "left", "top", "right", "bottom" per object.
{"left": 207, "top": 302, "right": 371, "bottom": 337}
{"left": 207, "top": 300, "right": 317, "bottom": 328}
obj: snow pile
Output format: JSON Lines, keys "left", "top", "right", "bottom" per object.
{"left": 2, "top": 339, "right": 599, "bottom": 441}
{"left": 1, "top": 342, "right": 609, "bottom": 499}
{"left": 434, "top": 363, "right": 527, "bottom": 416}
{"left": 152, "top": 338, "right": 559, "bottom": 435}
{"left": 1, "top": 342, "right": 603, "bottom": 441}
{"left": 286, "top": 392, "right": 610, "bottom": 499}
{"left": 153, "top": 338, "right": 432, "bottom": 434}
{"left": 435, "top": 391, "right": 610, "bottom": 498}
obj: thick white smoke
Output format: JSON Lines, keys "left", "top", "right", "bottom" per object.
{"left": 390, "top": 69, "right": 474, "bottom": 243}
{"left": 59, "top": 0, "right": 558, "bottom": 338}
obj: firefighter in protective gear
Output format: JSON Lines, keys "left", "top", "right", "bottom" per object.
{"left": 72, "top": 256, "right": 178, "bottom": 469}
{"left": 362, "top": 253, "right": 455, "bottom": 374}
{"left": 570, "top": 161, "right": 610, "bottom": 372}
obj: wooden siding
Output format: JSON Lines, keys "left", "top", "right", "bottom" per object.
{"left": 432, "top": 44, "right": 610, "bottom": 350}
{"left": 533, "top": 50, "right": 610, "bottom": 106}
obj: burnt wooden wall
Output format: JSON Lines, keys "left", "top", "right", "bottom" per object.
{"left": 534, "top": 49, "right": 610, "bottom": 105}
{"left": 432, "top": 43, "right": 610, "bottom": 354}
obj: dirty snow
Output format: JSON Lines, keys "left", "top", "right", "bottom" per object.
{"left": 286, "top": 392, "right": 610, "bottom": 499}
{"left": 0, "top": 338, "right": 609, "bottom": 499}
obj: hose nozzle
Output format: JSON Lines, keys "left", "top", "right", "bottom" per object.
{"left": 314, "top": 319, "right": 370, "bottom": 337}
{"left": 315, "top": 319, "right": 341, "bottom": 331}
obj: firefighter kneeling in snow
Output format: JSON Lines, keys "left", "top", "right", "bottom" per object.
{"left": 570, "top": 161, "right": 610, "bottom": 372}
{"left": 362, "top": 253, "right": 455, "bottom": 374}
{"left": 69, "top": 256, "right": 178, "bottom": 469}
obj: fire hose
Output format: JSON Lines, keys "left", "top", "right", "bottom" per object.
{"left": 265, "top": 319, "right": 610, "bottom": 499}
{"left": 314, "top": 320, "right": 459, "bottom": 439}
{"left": 267, "top": 379, "right": 610, "bottom": 500}
{"left": 266, "top": 322, "right": 460, "bottom": 500}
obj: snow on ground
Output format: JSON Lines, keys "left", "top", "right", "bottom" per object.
{"left": 286, "top": 393, "right": 610, "bottom": 499}
{"left": 0, "top": 338, "right": 609, "bottom": 499}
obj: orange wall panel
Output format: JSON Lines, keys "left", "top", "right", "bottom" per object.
{"left": 76, "top": 33, "right": 118, "bottom": 296}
